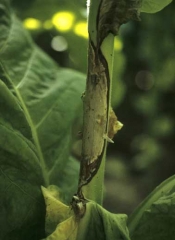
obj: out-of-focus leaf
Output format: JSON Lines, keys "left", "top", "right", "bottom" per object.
{"left": 130, "top": 191, "right": 175, "bottom": 240}
{"left": 141, "top": 0, "right": 172, "bottom": 13}
{"left": 11, "top": 0, "right": 35, "bottom": 10}
{"left": 128, "top": 175, "right": 175, "bottom": 237}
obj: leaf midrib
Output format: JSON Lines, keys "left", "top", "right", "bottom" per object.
{"left": 0, "top": 9, "right": 50, "bottom": 185}
{"left": 0, "top": 62, "right": 49, "bottom": 186}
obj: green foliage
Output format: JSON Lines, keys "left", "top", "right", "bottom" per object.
{"left": 1, "top": 0, "right": 175, "bottom": 239}
{"left": 141, "top": 0, "right": 172, "bottom": 13}
{"left": 0, "top": 0, "right": 85, "bottom": 238}
{"left": 128, "top": 175, "right": 175, "bottom": 238}
{"left": 0, "top": 79, "right": 45, "bottom": 240}
{"left": 42, "top": 186, "right": 131, "bottom": 240}
{"left": 130, "top": 189, "right": 175, "bottom": 240}
{"left": 11, "top": 0, "right": 35, "bottom": 10}
{"left": 77, "top": 202, "right": 130, "bottom": 240}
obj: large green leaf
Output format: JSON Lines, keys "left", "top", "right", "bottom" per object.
{"left": 77, "top": 202, "right": 131, "bottom": 240}
{"left": 130, "top": 190, "right": 175, "bottom": 240}
{"left": 58, "top": 156, "right": 80, "bottom": 203}
{"left": 128, "top": 175, "right": 175, "bottom": 238}
{"left": 0, "top": 0, "right": 85, "bottom": 187}
{"left": 0, "top": 0, "right": 85, "bottom": 238}
{"left": 0, "top": 79, "right": 45, "bottom": 239}
{"left": 141, "top": 0, "right": 172, "bottom": 13}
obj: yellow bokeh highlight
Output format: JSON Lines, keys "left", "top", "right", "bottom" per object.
{"left": 114, "top": 37, "right": 123, "bottom": 51}
{"left": 74, "top": 22, "right": 88, "bottom": 39}
{"left": 23, "top": 18, "right": 41, "bottom": 30}
{"left": 43, "top": 20, "right": 53, "bottom": 30}
{"left": 52, "top": 12, "right": 75, "bottom": 32}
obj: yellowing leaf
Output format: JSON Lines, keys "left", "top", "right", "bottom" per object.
{"left": 41, "top": 186, "right": 79, "bottom": 240}
{"left": 41, "top": 186, "right": 72, "bottom": 235}
{"left": 42, "top": 187, "right": 131, "bottom": 240}
{"left": 43, "top": 216, "right": 78, "bottom": 240}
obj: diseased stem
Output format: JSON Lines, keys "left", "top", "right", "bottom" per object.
{"left": 74, "top": 0, "right": 141, "bottom": 217}
{"left": 77, "top": 0, "right": 115, "bottom": 204}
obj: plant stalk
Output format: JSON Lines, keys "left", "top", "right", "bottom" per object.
{"left": 77, "top": 0, "right": 115, "bottom": 205}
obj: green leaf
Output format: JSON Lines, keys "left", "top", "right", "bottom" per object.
{"left": 41, "top": 189, "right": 131, "bottom": 240}
{"left": 77, "top": 202, "right": 131, "bottom": 240}
{"left": 0, "top": 0, "right": 85, "bottom": 185}
{"left": 128, "top": 175, "right": 175, "bottom": 237}
{"left": 58, "top": 156, "right": 80, "bottom": 203}
{"left": 0, "top": 0, "right": 85, "bottom": 238}
{"left": 130, "top": 191, "right": 175, "bottom": 240}
{"left": 141, "top": 0, "right": 172, "bottom": 13}
{"left": 0, "top": 81, "right": 45, "bottom": 239}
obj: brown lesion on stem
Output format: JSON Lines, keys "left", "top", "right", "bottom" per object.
{"left": 75, "top": 0, "right": 140, "bottom": 206}
{"left": 77, "top": 40, "right": 109, "bottom": 195}
{"left": 98, "top": 0, "right": 141, "bottom": 45}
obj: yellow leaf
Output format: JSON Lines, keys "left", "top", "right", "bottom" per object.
{"left": 44, "top": 216, "right": 78, "bottom": 240}
{"left": 41, "top": 186, "right": 72, "bottom": 235}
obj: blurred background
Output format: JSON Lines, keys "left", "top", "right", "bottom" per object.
{"left": 12, "top": 0, "right": 175, "bottom": 215}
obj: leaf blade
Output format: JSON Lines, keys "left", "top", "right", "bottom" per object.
{"left": 0, "top": 80, "right": 45, "bottom": 239}
{"left": 141, "top": 0, "right": 172, "bottom": 13}
{"left": 0, "top": 0, "right": 85, "bottom": 190}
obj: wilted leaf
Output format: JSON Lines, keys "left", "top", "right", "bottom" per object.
{"left": 141, "top": 0, "right": 172, "bottom": 13}
{"left": 42, "top": 186, "right": 78, "bottom": 240}
{"left": 43, "top": 216, "right": 78, "bottom": 240}
{"left": 98, "top": 0, "right": 141, "bottom": 44}
{"left": 42, "top": 188, "right": 131, "bottom": 240}
{"left": 41, "top": 186, "right": 71, "bottom": 235}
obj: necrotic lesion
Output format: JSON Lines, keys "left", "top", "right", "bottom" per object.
{"left": 97, "top": 0, "right": 141, "bottom": 44}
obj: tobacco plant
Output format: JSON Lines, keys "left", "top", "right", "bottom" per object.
{"left": 0, "top": 0, "right": 174, "bottom": 239}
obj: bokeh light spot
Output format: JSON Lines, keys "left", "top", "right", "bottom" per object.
{"left": 135, "top": 70, "right": 154, "bottom": 90}
{"left": 52, "top": 12, "right": 75, "bottom": 32}
{"left": 23, "top": 18, "right": 41, "bottom": 30}
{"left": 51, "top": 36, "right": 68, "bottom": 52}
{"left": 74, "top": 22, "right": 88, "bottom": 39}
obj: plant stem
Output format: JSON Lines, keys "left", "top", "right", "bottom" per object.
{"left": 82, "top": 34, "right": 115, "bottom": 204}
{"left": 75, "top": 0, "right": 141, "bottom": 214}
{"left": 77, "top": 0, "right": 115, "bottom": 205}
